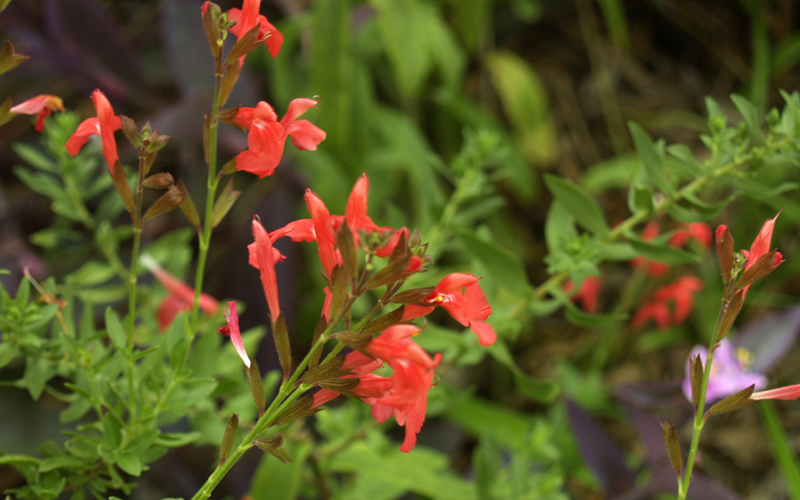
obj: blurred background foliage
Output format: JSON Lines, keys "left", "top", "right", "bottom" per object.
{"left": 3, "top": 0, "right": 800, "bottom": 499}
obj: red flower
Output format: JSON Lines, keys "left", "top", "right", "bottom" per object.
{"left": 669, "top": 222, "right": 712, "bottom": 249}
{"left": 227, "top": 0, "right": 283, "bottom": 60}
{"left": 218, "top": 301, "right": 250, "bottom": 368}
{"left": 631, "top": 301, "right": 671, "bottom": 330}
{"left": 630, "top": 221, "right": 668, "bottom": 277}
{"left": 751, "top": 384, "right": 800, "bottom": 401}
{"left": 310, "top": 326, "right": 439, "bottom": 452}
{"left": 564, "top": 275, "right": 602, "bottom": 313}
{"left": 233, "top": 99, "right": 326, "bottom": 178}
{"left": 10, "top": 94, "right": 64, "bottom": 132}
{"left": 271, "top": 175, "right": 405, "bottom": 280}
{"left": 632, "top": 275, "right": 703, "bottom": 330}
{"left": 66, "top": 89, "right": 122, "bottom": 172}
{"left": 741, "top": 214, "right": 783, "bottom": 293}
{"left": 404, "top": 273, "right": 497, "bottom": 346}
{"left": 365, "top": 325, "right": 440, "bottom": 452}
{"left": 311, "top": 351, "right": 390, "bottom": 408}
{"left": 142, "top": 256, "right": 219, "bottom": 330}
{"left": 250, "top": 217, "right": 281, "bottom": 323}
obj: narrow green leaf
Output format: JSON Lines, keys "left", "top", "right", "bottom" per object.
{"left": 104, "top": 307, "right": 126, "bottom": 349}
{"left": 628, "top": 122, "right": 673, "bottom": 193}
{"left": 544, "top": 174, "right": 608, "bottom": 234}
{"left": 629, "top": 238, "right": 699, "bottom": 265}
{"left": 708, "top": 384, "right": 755, "bottom": 416}
{"left": 210, "top": 177, "right": 241, "bottom": 228}
{"left": 458, "top": 230, "right": 531, "bottom": 296}
{"left": 731, "top": 93, "right": 766, "bottom": 145}
{"left": 759, "top": 400, "right": 800, "bottom": 500}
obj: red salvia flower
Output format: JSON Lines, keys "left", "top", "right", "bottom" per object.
{"left": 629, "top": 221, "right": 668, "bottom": 277}
{"left": 66, "top": 89, "right": 122, "bottom": 172}
{"left": 404, "top": 273, "right": 497, "bottom": 346}
{"left": 631, "top": 301, "right": 671, "bottom": 330}
{"left": 751, "top": 384, "right": 800, "bottom": 401}
{"left": 143, "top": 257, "right": 219, "bottom": 330}
{"left": 563, "top": 275, "right": 602, "bottom": 313}
{"left": 632, "top": 275, "right": 703, "bottom": 330}
{"left": 669, "top": 222, "right": 712, "bottom": 249}
{"left": 227, "top": 0, "right": 283, "bottom": 60}
{"left": 365, "top": 325, "right": 440, "bottom": 452}
{"left": 218, "top": 301, "right": 250, "bottom": 368}
{"left": 250, "top": 217, "right": 281, "bottom": 323}
{"left": 233, "top": 99, "right": 326, "bottom": 178}
{"left": 740, "top": 213, "right": 783, "bottom": 297}
{"left": 10, "top": 94, "right": 64, "bottom": 132}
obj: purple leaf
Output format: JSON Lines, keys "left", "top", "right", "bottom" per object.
{"left": 735, "top": 304, "right": 800, "bottom": 374}
{"left": 566, "top": 399, "right": 635, "bottom": 495}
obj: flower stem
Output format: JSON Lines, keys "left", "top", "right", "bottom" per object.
{"left": 677, "top": 290, "right": 730, "bottom": 499}
{"left": 190, "top": 59, "right": 226, "bottom": 339}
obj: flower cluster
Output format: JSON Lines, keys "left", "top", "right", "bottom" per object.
{"left": 632, "top": 276, "right": 703, "bottom": 330}
{"left": 630, "top": 222, "right": 711, "bottom": 277}
{"left": 218, "top": 175, "right": 495, "bottom": 451}
{"left": 312, "top": 326, "right": 440, "bottom": 452}
{"left": 629, "top": 222, "right": 711, "bottom": 330}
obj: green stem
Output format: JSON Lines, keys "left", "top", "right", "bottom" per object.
{"left": 678, "top": 290, "right": 730, "bottom": 499}
{"left": 124, "top": 153, "right": 146, "bottom": 421}
{"left": 190, "top": 60, "right": 226, "bottom": 339}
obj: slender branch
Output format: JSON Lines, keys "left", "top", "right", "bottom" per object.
{"left": 190, "top": 58, "right": 226, "bottom": 340}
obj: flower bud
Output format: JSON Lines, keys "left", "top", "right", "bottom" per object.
{"left": 715, "top": 225, "right": 734, "bottom": 284}
{"left": 660, "top": 422, "right": 682, "bottom": 476}
{"left": 220, "top": 414, "right": 238, "bottom": 465}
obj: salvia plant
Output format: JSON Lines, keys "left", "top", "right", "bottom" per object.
{"left": 2, "top": 0, "right": 800, "bottom": 499}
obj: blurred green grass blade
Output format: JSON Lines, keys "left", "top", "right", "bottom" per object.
{"left": 596, "top": 0, "right": 629, "bottom": 50}
{"left": 759, "top": 400, "right": 800, "bottom": 499}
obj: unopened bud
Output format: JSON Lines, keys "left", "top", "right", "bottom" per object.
{"left": 220, "top": 414, "right": 238, "bottom": 465}
{"left": 142, "top": 172, "right": 174, "bottom": 189}
{"left": 247, "top": 359, "right": 266, "bottom": 412}
{"left": 715, "top": 225, "right": 734, "bottom": 284}
{"left": 660, "top": 422, "right": 682, "bottom": 476}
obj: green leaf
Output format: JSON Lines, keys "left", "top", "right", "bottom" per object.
{"left": 628, "top": 183, "right": 654, "bottom": 215}
{"left": 330, "top": 442, "right": 476, "bottom": 500}
{"left": 760, "top": 400, "right": 800, "bottom": 500}
{"left": 544, "top": 174, "right": 608, "bottom": 234}
{"left": 116, "top": 454, "right": 142, "bottom": 476}
{"left": 249, "top": 440, "right": 312, "bottom": 500}
{"left": 629, "top": 238, "right": 700, "bottom": 265}
{"left": 731, "top": 93, "right": 766, "bottom": 145}
{"left": 70, "top": 261, "right": 117, "bottom": 286}
{"left": 155, "top": 432, "right": 201, "bottom": 448}
{"left": 473, "top": 433, "right": 501, "bottom": 500}
{"left": 210, "top": 177, "right": 241, "bottom": 228}
{"left": 564, "top": 301, "right": 627, "bottom": 328}
{"left": 485, "top": 51, "right": 557, "bottom": 165}
{"left": 486, "top": 341, "right": 558, "bottom": 402}
{"left": 13, "top": 143, "right": 58, "bottom": 172}
{"left": 105, "top": 307, "right": 126, "bottom": 350}
{"left": 628, "top": 122, "right": 673, "bottom": 193}
{"left": 458, "top": 230, "right": 531, "bottom": 297}
{"left": 445, "top": 395, "right": 532, "bottom": 450}
{"left": 38, "top": 456, "right": 84, "bottom": 473}
{"left": 21, "top": 354, "right": 49, "bottom": 399}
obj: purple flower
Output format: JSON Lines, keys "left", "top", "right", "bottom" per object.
{"left": 682, "top": 339, "right": 768, "bottom": 404}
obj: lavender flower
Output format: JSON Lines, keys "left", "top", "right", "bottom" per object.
{"left": 682, "top": 339, "right": 768, "bottom": 404}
